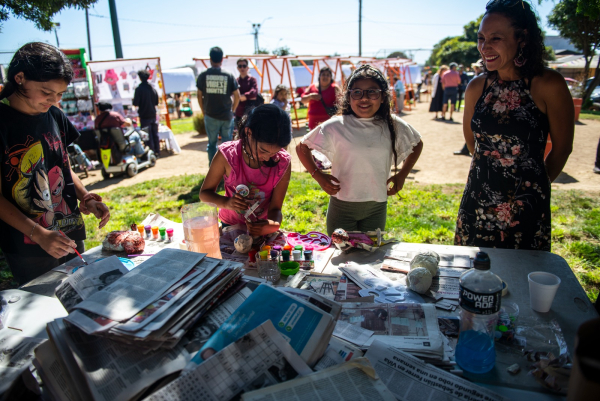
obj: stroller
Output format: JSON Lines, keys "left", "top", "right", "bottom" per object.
{"left": 95, "top": 127, "right": 156, "bottom": 179}
{"left": 67, "top": 143, "right": 93, "bottom": 178}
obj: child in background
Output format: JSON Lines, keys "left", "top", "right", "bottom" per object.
{"left": 200, "top": 104, "right": 292, "bottom": 236}
{"left": 270, "top": 84, "right": 291, "bottom": 113}
{"left": 0, "top": 42, "right": 110, "bottom": 284}
{"left": 296, "top": 65, "right": 423, "bottom": 235}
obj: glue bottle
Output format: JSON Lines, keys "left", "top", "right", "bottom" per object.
{"left": 454, "top": 252, "right": 503, "bottom": 374}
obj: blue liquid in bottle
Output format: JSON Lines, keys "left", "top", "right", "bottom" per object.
{"left": 455, "top": 330, "right": 496, "bottom": 373}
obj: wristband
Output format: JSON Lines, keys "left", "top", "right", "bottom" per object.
{"left": 310, "top": 168, "right": 319, "bottom": 177}
{"left": 30, "top": 222, "right": 38, "bottom": 240}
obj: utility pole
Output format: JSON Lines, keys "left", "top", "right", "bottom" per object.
{"left": 358, "top": 0, "right": 362, "bottom": 56}
{"left": 85, "top": 8, "right": 92, "bottom": 60}
{"left": 53, "top": 23, "right": 60, "bottom": 47}
{"left": 108, "top": 0, "right": 123, "bottom": 58}
{"left": 252, "top": 23, "right": 261, "bottom": 54}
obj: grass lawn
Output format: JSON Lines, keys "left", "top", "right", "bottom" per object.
{"left": 292, "top": 107, "right": 307, "bottom": 120}
{"left": 170, "top": 117, "right": 195, "bottom": 135}
{"left": 580, "top": 110, "right": 600, "bottom": 121}
{"left": 1, "top": 173, "right": 598, "bottom": 303}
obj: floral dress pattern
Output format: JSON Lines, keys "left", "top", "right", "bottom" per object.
{"left": 455, "top": 75, "right": 551, "bottom": 251}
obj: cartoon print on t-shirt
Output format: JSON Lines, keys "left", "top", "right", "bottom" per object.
{"left": 12, "top": 141, "right": 45, "bottom": 214}
{"left": 48, "top": 166, "right": 71, "bottom": 216}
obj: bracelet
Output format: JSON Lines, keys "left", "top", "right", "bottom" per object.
{"left": 310, "top": 168, "right": 319, "bottom": 177}
{"left": 79, "top": 193, "right": 103, "bottom": 215}
{"left": 30, "top": 222, "right": 38, "bottom": 240}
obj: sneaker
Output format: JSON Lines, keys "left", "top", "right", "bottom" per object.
{"left": 454, "top": 148, "right": 470, "bottom": 156}
{"left": 594, "top": 166, "right": 600, "bottom": 174}
{"left": 441, "top": 116, "right": 446, "bottom": 120}
{"left": 449, "top": 117, "right": 454, "bottom": 122}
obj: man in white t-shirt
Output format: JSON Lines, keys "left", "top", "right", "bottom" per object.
{"left": 393, "top": 77, "right": 405, "bottom": 114}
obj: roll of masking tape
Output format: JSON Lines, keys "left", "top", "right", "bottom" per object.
{"left": 501, "top": 280, "right": 508, "bottom": 296}
{"left": 179, "top": 239, "right": 187, "bottom": 250}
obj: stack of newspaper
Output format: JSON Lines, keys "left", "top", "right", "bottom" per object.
{"left": 55, "top": 249, "right": 244, "bottom": 351}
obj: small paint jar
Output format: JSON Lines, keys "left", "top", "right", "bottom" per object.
{"left": 151, "top": 226, "right": 159, "bottom": 240}
{"left": 294, "top": 245, "right": 303, "bottom": 252}
{"left": 283, "top": 245, "right": 293, "bottom": 252}
{"left": 166, "top": 228, "right": 174, "bottom": 242}
{"left": 248, "top": 249, "right": 258, "bottom": 263}
{"left": 281, "top": 250, "right": 291, "bottom": 262}
{"left": 304, "top": 250, "right": 313, "bottom": 261}
{"left": 137, "top": 224, "right": 145, "bottom": 236}
{"left": 144, "top": 225, "right": 152, "bottom": 238}
{"left": 292, "top": 250, "right": 302, "bottom": 261}
{"left": 261, "top": 245, "right": 271, "bottom": 253}
{"left": 131, "top": 223, "right": 138, "bottom": 232}
{"left": 270, "top": 250, "right": 278, "bottom": 260}
{"left": 159, "top": 227, "right": 167, "bottom": 241}
{"left": 272, "top": 245, "right": 282, "bottom": 259}
{"left": 259, "top": 250, "right": 269, "bottom": 260}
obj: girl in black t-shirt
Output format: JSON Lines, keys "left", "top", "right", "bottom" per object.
{"left": 0, "top": 42, "right": 111, "bottom": 284}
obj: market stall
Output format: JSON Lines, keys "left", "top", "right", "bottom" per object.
{"left": 59, "top": 48, "right": 95, "bottom": 134}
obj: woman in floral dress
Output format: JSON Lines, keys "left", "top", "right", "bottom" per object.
{"left": 455, "top": 0, "right": 574, "bottom": 251}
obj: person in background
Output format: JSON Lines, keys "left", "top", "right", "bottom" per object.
{"left": 455, "top": 0, "right": 574, "bottom": 251}
{"left": 393, "top": 77, "right": 406, "bottom": 114}
{"left": 234, "top": 58, "right": 258, "bottom": 124}
{"left": 197, "top": 46, "right": 240, "bottom": 165}
{"left": 301, "top": 66, "right": 341, "bottom": 130}
{"left": 297, "top": 65, "right": 423, "bottom": 235}
{"left": 95, "top": 102, "right": 147, "bottom": 157}
{"left": 429, "top": 65, "right": 448, "bottom": 119}
{"left": 456, "top": 65, "right": 470, "bottom": 111}
{"left": 270, "top": 84, "right": 291, "bottom": 113}
{"left": 199, "top": 104, "right": 292, "bottom": 236}
{"left": 133, "top": 70, "right": 159, "bottom": 157}
{"left": 0, "top": 42, "right": 110, "bottom": 284}
{"left": 441, "top": 62, "right": 461, "bottom": 121}
{"left": 175, "top": 93, "right": 182, "bottom": 119}
{"left": 594, "top": 139, "right": 600, "bottom": 174}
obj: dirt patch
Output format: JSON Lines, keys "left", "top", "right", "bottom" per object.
{"left": 79, "top": 104, "right": 600, "bottom": 195}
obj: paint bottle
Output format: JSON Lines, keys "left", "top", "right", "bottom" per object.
{"left": 151, "top": 226, "right": 159, "bottom": 240}
{"left": 281, "top": 250, "right": 291, "bottom": 262}
{"left": 261, "top": 245, "right": 271, "bottom": 253}
{"left": 131, "top": 223, "right": 138, "bottom": 232}
{"left": 144, "top": 225, "right": 152, "bottom": 239}
{"left": 137, "top": 224, "right": 145, "bottom": 236}
{"left": 304, "top": 250, "right": 313, "bottom": 261}
{"left": 166, "top": 228, "right": 174, "bottom": 242}
{"left": 159, "top": 227, "right": 167, "bottom": 241}
{"left": 292, "top": 250, "right": 302, "bottom": 261}
{"left": 259, "top": 250, "right": 269, "bottom": 260}
{"left": 294, "top": 245, "right": 303, "bottom": 253}
{"left": 270, "top": 250, "right": 278, "bottom": 260}
{"left": 248, "top": 249, "right": 258, "bottom": 263}
{"left": 283, "top": 245, "right": 293, "bottom": 252}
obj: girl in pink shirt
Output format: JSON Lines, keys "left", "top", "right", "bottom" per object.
{"left": 199, "top": 104, "right": 292, "bottom": 236}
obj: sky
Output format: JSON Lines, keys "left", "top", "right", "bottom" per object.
{"left": 0, "top": 0, "right": 560, "bottom": 69}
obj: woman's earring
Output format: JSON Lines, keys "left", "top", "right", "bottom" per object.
{"left": 514, "top": 47, "right": 527, "bottom": 67}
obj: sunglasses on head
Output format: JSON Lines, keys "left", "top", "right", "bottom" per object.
{"left": 238, "top": 64, "right": 248, "bottom": 68}
{"left": 486, "top": 0, "right": 524, "bottom": 9}
{"left": 349, "top": 89, "right": 382, "bottom": 100}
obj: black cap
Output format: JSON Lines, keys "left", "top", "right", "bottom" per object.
{"left": 473, "top": 251, "right": 491, "bottom": 270}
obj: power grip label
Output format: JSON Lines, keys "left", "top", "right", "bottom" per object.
{"left": 459, "top": 285, "right": 501, "bottom": 315}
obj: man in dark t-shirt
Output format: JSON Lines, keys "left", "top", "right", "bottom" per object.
{"left": 196, "top": 46, "right": 240, "bottom": 164}
{"left": 133, "top": 71, "right": 160, "bottom": 156}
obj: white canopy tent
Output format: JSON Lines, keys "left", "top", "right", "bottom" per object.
{"left": 162, "top": 67, "right": 197, "bottom": 94}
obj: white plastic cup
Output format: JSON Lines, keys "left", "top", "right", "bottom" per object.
{"left": 528, "top": 272, "right": 561, "bottom": 312}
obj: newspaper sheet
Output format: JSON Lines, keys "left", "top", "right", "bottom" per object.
{"left": 430, "top": 277, "right": 460, "bottom": 300}
{"left": 241, "top": 358, "right": 396, "bottom": 401}
{"left": 334, "top": 275, "right": 375, "bottom": 303}
{"left": 54, "top": 318, "right": 189, "bottom": 401}
{"left": 332, "top": 320, "right": 373, "bottom": 347}
{"left": 145, "top": 320, "right": 312, "bottom": 401}
{"left": 33, "top": 339, "right": 80, "bottom": 401}
{"left": 314, "top": 336, "right": 363, "bottom": 371}
{"left": 338, "top": 303, "right": 443, "bottom": 358}
{"left": 182, "top": 281, "right": 260, "bottom": 354}
{"left": 0, "top": 332, "right": 45, "bottom": 394}
{"left": 277, "top": 287, "right": 342, "bottom": 320}
{"left": 73, "top": 249, "right": 205, "bottom": 322}
{"left": 365, "top": 340, "right": 509, "bottom": 401}
{"left": 55, "top": 256, "right": 129, "bottom": 312}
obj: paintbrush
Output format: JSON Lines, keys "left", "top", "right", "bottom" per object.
{"left": 59, "top": 230, "right": 88, "bottom": 265}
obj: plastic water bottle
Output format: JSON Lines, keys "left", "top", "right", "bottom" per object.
{"left": 454, "top": 251, "right": 503, "bottom": 374}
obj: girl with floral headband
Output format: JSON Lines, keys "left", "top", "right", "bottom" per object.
{"left": 297, "top": 64, "right": 423, "bottom": 235}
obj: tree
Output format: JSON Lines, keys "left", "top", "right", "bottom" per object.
{"left": 0, "top": 0, "right": 98, "bottom": 31}
{"left": 387, "top": 51, "right": 409, "bottom": 59}
{"left": 272, "top": 46, "right": 292, "bottom": 56}
{"left": 255, "top": 48, "right": 269, "bottom": 54}
{"left": 547, "top": 0, "right": 600, "bottom": 105}
{"left": 427, "top": 15, "right": 482, "bottom": 67}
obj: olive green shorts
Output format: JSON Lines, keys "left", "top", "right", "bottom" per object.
{"left": 326, "top": 196, "right": 387, "bottom": 236}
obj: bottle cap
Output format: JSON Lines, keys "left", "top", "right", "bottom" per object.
{"left": 294, "top": 245, "right": 303, "bottom": 251}
{"left": 159, "top": 227, "right": 166, "bottom": 234}
{"left": 272, "top": 245, "right": 282, "bottom": 251}
{"left": 473, "top": 251, "right": 491, "bottom": 270}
